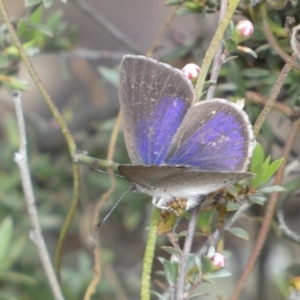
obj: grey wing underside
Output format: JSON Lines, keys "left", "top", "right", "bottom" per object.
{"left": 118, "top": 165, "right": 254, "bottom": 197}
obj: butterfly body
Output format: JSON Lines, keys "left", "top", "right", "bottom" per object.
{"left": 119, "top": 55, "right": 255, "bottom": 210}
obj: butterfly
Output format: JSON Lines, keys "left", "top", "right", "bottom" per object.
{"left": 118, "top": 55, "right": 255, "bottom": 211}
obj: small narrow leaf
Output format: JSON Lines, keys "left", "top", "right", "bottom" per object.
{"left": 43, "top": 0, "right": 53, "bottom": 8}
{"left": 98, "top": 67, "right": 119, "bottom": 87}
{"left": 197, "top": 209, "right": 213, "bottom": 233}
{"left": 0, "top": 218, "right": 13, "bottom": 267}
{"left": 201, "top": 256, "right": 212, "bottom": 274}
{"left": 162, "top": 260, "right": 179, "bottom": 285}
{"left": 161, "top": 246, "right": 181, "bottom": 256}
{"left": 150, "top": 291, "right": 167, "bottom": 300}
{"left": 251, "top": 162, "right": 267, "bottom": 188}
{"left": 25, "top": 0, "right": 42, "bottom": 6}
{"left": 166, "top": 0, "right": 182, "bottom": 5}
{"left": 257, "top": 186, "right": 286, "bottom": 193}
{"left": 248, "top": 193, "right": 267, "bottom": 205}
{"left": 226, "top": 227, "right": 249, "bottom": 240}
{"left": 261, "top": 158, "right": 284, "bottom": 184}
{"left": 226, "top": 201, "right": 240, "bottom": 211}
{"left": 206, "top": 269, "right": 232, "bottom": 278}
{"left": 250, "top": 143, "right": 264, "bottom": 172}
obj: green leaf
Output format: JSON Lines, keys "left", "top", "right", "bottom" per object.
{"left": 28, "top": 23, "right": 53, "bottom": 37}
{"left": 25, "top": 0, "right": 42, "bottom": 7}
{"left": 0, "top": 271, "right": 36, "bottom": 285}
{"left": 197, "top": 209, "right": 213, "bottom": 233}
{"left": 238, "top": 46, "right": 257, "bottom": 59}
{"left": 0, "top": 218, "right": 13, "bottom": 269}
{"left": 201, "top": 256, "right": 212, "bottom": 274}
{"left": 189, "top": 292, "right": 209, "bottom": 298}
{"left": 176, "top": 7, "right": 194, "bottom": 15}
{"left": 98, "top": 67, "right": 119, "bottom": 87}
{"left": 242, "top": 68, "right": 270, "bottom": 79}
{"left": 159, "top": 258, "right": 179, "bottom": 285}
{"left": 43, "top": 0, "right": 53, "bottom": 8}
{"left": 150, "top": 291, "right": 167, "bottom": 300}
{"left": 187, "top": 254, "right": 201, "bottom": 273}
{"left": 226, "top": 227, "right": 249, "bottom": 240}
{"left": 282, "top": 177, "right": 300, "bottom": 192}
{"left": 251, "top": 162, "right": 267, "bottom": 188}
{"left": 257, "top": 186, "right": 286, "bottom": 193}
{"left": 206, "top": 269, "right": 232, "bottom": 278}
{"left": 226, "top": 21, "right": 235, "bottom": 39}
{"left": 226, "top": 201, "right": 240, "bottom": 211}
{"left": 250, "top": 143, "right": 264, "bottom": 172}
{"left": 161, "top": 246, "right": 181, "bottom": 256}
{"left": 166, "top": 0, "right": 182, "bottom": 5}
{"left": 261, "top": 158, "right": 284, "bottom": 184}
{"left": 248, "top": 193, "right": 268, "bottom": 205}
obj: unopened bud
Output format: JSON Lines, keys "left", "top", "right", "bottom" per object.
{"left": 210, "top": 253, "right": 225, "bottom": 269}
{"left": 182, "top": 63, "right": 201, "bottom": 81}
{"left": 233, "top": 20, "right": 254, "bottom": 43}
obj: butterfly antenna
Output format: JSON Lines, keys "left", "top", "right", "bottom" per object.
{"left": 97, "top": 185, "right": 132, "bottom": 228}
{"left": 89, "top": 165, "right": 124, "bottom": 179}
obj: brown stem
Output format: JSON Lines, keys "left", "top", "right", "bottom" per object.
{"left": 230, "top": 116, "right": 300, "bottom": 300}
{"left": 253, "top": 53, "right": 296, "bottom": 137}
{"left": 260, "top": 4, "right": 300, "bottom": 71}
{"left": 246, "top": 91, "right": 295, "bottom": 117}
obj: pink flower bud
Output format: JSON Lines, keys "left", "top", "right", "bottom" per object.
{"left": 235, "top": 20, "right": 254, "bottom": 40}
{"left": 182, "top": 63, "right": 200, "bottom": 80}
{"left": 210, "top": 253, "right": 225, "bottom": 269}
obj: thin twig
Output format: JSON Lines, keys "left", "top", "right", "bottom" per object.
{"left": 70, "top": 0, "right": 141, "bottom": 54}
{"left": 176, "top": 207, "right": 200, "bottom": 300}
{"left": 146, "top": 6, "right": 179, "bottom": 58}
{"left": 252, "top": 53, "right": 296, "bottom": 138}
{"left": 260, "top": 4, "right": 300, "bottom": 71}
{"left": 39, "top": 49, "right": 127, "bottom": 61}
{"left": 12, "top": 92, "right": 64, "bottom": 300}
{"left": 277, "top": 210, "right": 300, "bottom": 244}
{"left": 195, "top": 0, "right": 240, "bottom": 101}
{"left": 206, "top": 0, "right": 228, "bottom": 100}
{"left": 84, "top": 113, "right": 122, "bottom": 300}
{"left": 230, "top": 116, "right": 300, "bottom": 300}
{"left": 246, "top": 91, "right": 295, "bottom": 117}
{"left": 0, "top": 0, "right": 81, "bottom": 279}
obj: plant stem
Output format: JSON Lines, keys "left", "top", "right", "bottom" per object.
{"left": 195, "top": 0, "right": 240, "bottom": 100}
{"left": 141, "top": 207, "right": 160, "bottom": 300}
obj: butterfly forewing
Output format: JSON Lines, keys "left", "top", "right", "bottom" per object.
{"left": 119, "top": 55, "right": 195, "bottom": 166}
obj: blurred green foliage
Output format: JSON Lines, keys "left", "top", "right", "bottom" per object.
{"left": 0, "top": 0, "right": 300, "bottom": 299}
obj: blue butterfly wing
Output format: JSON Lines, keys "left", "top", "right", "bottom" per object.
{"left": 119, "top": 55, "right": 195, "bottom": 165}
{"left": 165, "top": 99, "right": 254, "bottom": 171}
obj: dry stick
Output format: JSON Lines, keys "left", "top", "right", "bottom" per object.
{"left": 229, "top": 54, "right": 297, "bottom": 300}
{"left": 206, "top": 0, "right": 228, "bottom": 100}
{"left": 252, "top": 53, "right": 296, "bottom": 137}
{"left": 40, "top": 49, "right": 127, "bottom": 61}
{"left": 277, "top": 210, "right": 300, "bottom": 244}
{"left": 246, "top": 91, "right": 295, "bottom": 118}
{"left": 260, "top": 4, "right": 300, "bottom": 71}
{"left": 12, "top": 92, "right": 64, "bottom": 300}
{"left": 83, "top": 113, "right": 123, "bottom": 300}
{"left": 71, "top": 0, "right": 140, "bottom": 54}
{"left": 0, "top": 0, "right": 81, "bottom": 279}
{"left": 146, "top": 5, "right": 179, "bottom": 58}
{"left": 176, "top": 207, "right": 200, "bottom": 300}
{"left": 195, "top": 0, "right": 240, "bottom": 101}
